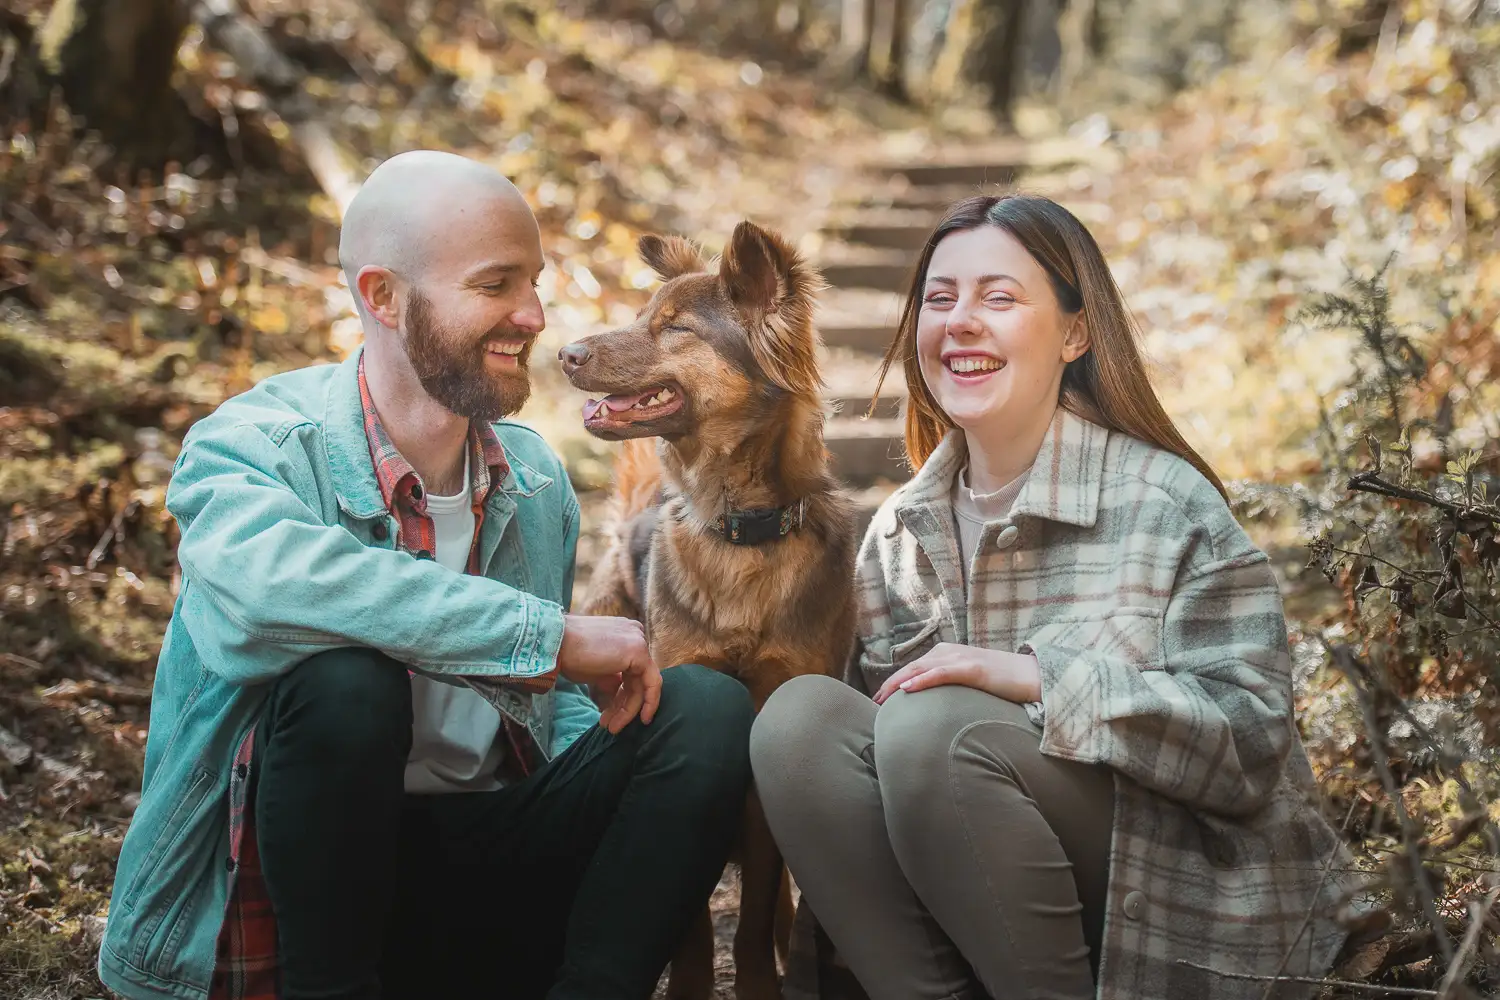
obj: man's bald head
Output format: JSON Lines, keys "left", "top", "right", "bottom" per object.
{"left": 342, "top": 150, "right": 547, "bottom": 422}
{"left": 339, "top": 149, "right": 537, "bottom": 296}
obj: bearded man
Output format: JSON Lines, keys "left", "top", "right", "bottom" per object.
{"left": 98, "top": 150, "right": 755, "bottom": 1000}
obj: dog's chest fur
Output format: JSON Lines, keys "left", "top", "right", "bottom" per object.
{"left": 631, "top": 493, "right": 854, "bottom": 689}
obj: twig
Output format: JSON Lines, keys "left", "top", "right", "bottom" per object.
{"left": 1346, "top": 471, "right": 1500, "bottom": 526}
{"left": 0, "top": 725, "right": 82, "bottom": 784}
{"left": 1330, "top": 546, "right": 1440, "bottom": 580}
{"left": 1325, "top": 642, "right": 1456, "bottom": 964}
{"left": 1177, "top": 959, "right": 1439, "bottom": 996}
{"left": 0, "top": 652, "right": 46, "bottom": 678}
{"left": 1435, "top": 886, "right": 1499, "bottom": 999}
{"left": 1262, "top": 798, "right": 1362, "bottom": 1000}
{"left": 39, "top": 678, "right": 152, "bottom": 707}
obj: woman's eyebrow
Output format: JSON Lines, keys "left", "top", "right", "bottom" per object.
{"left": 925, "top": 273, "right": 1020, "bottom": 285}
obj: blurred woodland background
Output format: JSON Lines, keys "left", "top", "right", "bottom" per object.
{"left": 2, "top": 0, "right": 1500, "bottom": 997}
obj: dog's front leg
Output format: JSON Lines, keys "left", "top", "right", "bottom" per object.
{"left": 733, "top": 785, "right": 785, "bottom": 1000}
{"left": 665, "top": 905, "right": 716, "bottom": 1000}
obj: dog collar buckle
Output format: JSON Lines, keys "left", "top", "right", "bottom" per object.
{"left": 713, "top": 497, "right": 806, "bottom": 546}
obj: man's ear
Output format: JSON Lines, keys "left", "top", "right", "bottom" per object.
{"left": 356, "top": 266, "right": 400, "bottom": 329}
{"left": 637, "top": 234, "right": 706, "bottom": 282}
{"left": 1061, "top": 313, "right": 1091, "bottom": 363}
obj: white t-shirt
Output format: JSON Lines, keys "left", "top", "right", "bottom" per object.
{"left": 402, "top": 453, "right": 509, "bottom": 794}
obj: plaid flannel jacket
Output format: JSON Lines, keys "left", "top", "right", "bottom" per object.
{"left": 207, "top": 357, "right": 553, "bottom": 999}
{"left": 782, "top": 408, "right": 1362, "bottom": 1000}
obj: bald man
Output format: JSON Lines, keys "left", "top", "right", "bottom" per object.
{"left": 98, "top": 150, "right": 756, "bottom": 1000}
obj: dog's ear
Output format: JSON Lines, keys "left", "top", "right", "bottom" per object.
{"left": 638, "top": 234, "right": 706, "bottom": 282}
{"left": 719, "top": 221, "right": 825, "bottom": 396}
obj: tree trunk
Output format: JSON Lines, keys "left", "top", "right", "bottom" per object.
{"left": 841, "top": 0, "right": 872, "bottom": 76}
{"left": 967, "top": 0, "right": 1026, "bottom": 126}
{"left": 38, "top": 0, "right": 193, "bottom": 165}
{"left": 867, "top": 0, "right": 911, "bottom": 101}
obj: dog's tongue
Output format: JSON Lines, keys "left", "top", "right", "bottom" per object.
{"left": 583, "top": 392, "right": 653, "bottom": 423}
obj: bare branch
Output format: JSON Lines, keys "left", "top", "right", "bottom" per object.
{"left": 1177, "top": 959, "right": 1440, "bottom": 996}
{"left": 1324, "top": 641, "right": 1456, "bottom": 964}
{"left": 1346, "top": 471, "right": 1500, "bottom": 526}
{"left": 1435, "top": 886, "right": 1499, "bottom": 999}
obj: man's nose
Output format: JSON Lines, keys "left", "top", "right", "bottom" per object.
{"left": 558, "top": 341, "right": 591, "bottom": 373}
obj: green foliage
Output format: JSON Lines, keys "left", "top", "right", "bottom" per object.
{"left": 1264, "top": 265, "right": 1500, "bottom": 990}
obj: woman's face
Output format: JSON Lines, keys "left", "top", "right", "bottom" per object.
{"left": 916, "top": 225, "right": 1089, "bottom": 436}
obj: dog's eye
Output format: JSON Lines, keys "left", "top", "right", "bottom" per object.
{"left": 661, "top": 324, "right": 694, "bottom": 335}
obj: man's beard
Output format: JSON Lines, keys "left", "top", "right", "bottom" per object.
{"left": 403, "top": 288, "right": 532, "bottom": 422}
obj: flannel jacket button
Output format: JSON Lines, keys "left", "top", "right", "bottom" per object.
{"left": 415, "top": 549, "right": 434, "bottom": 561}
{"left": 995, "top": 525, "right": 1020, "bottom": 550}
{"left": 1123, "top": 890, "right": 1146, "bottom": 920}
{"left": 224, "top": 857, "right": 236, "bottom": 872}
{"left": 235, "top": 762, "right": 248, "bottom": 779}
{"left": 410, "top": 483, "right": 424, "bottom": 501}
{"left": 371, "top": 521, "right": 389, "bottom": 542}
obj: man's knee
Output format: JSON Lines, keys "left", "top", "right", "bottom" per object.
{"left": 650, "top": 663, "right": 755, "bottom": 782}
{"left": 265, "top": 647, "right": 413, "bottom": 763}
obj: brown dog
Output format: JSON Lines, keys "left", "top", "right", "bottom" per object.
{"left": 560, "top": 220, "right": 858, "bottom": 999}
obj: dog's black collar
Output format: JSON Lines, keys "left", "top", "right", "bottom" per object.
{"left": 712, "top": 498, "right": 806, "bottom": 546}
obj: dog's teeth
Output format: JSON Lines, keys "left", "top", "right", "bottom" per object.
{"left": 658, "top": 388, "right": 674, "bottom": 401}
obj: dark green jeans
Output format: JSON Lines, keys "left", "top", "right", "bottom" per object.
{"left": 252, "top": 649, "right": 754, "bottom": 1000}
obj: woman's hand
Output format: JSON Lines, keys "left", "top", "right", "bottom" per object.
{"left": 873, "top": 643, "right": 1043, "bottom": 706}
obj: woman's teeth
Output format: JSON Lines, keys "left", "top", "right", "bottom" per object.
{"left": 948, "top": 356, "right": 1003, "bottom": 373}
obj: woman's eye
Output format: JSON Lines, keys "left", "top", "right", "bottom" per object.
{"left": 924, "top": 294, "right": 955, "bottom": 306}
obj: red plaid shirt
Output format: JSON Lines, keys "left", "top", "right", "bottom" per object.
{"left": 209, "top": 356, "right": 555, "bottom": 998}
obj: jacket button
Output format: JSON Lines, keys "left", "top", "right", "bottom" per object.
{"left": 410, "top": 483, "right": 424, "bottom": 501}
{"left": 225, "top": 857, "right": 237, "bottom": 872}
{"left": 235, "top": 762, "right": 248, "bottom": 779}
{"left": 415, "top": 549, "right": 434, "bottom": 561}
{"left": 371, "top": 522, "right": 389, "bottom": 542}
{"left": 995, "top": 525, "right": 1020, "bottom": 550}
{"left": 1123, "top": 890, "right": 1145, "bottom": 920}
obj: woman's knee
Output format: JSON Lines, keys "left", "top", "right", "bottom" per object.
{"left": 750, "top": 674, "right": 862, "bottom": 781}
{"left": 873, "top": 686, "right": 1032, "bottom": 808}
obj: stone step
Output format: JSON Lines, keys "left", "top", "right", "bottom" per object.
{"left": 816, "top": 287, "right": 902, "bottom": 355}
{"left": 824, "top": 416, "right": 910, "bottom": 486}
{"left": 822, "top": 347, "right": 905, "bottom": 419}
{"left": 824, "top": 208, "right": 941, "bottom": 251}
{"left": 816, "top": 243, "right": 917, "bottom": 293}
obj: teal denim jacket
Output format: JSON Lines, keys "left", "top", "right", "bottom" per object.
{"left": 98, "top": 349, "right": 600, "bottom": 1000}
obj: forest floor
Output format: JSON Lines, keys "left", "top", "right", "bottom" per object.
{"left": 2, "top": 0, "right": 1499, "bottom": 996}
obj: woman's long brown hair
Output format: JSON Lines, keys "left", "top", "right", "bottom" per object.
{"left": 872, "top": 194, "right": 1228, "bottom": 500}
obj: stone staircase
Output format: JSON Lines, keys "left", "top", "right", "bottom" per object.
{"left": 810, "top": 136, "right": 1094, "bottom": 533}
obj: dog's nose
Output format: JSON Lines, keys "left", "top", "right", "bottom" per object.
{"left": 558, "top": 342, "right": 591, "bottom": 373}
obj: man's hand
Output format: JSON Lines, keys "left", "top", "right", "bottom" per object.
{"left": 872, "top": 643, "right": 1043, "bottom": 706}
{"left": 557, "top": 614, "right": 661, "bottom": 734}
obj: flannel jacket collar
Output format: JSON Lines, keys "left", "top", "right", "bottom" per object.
{"left": 893, "top": 405, "right": 1108, "bottom": 533}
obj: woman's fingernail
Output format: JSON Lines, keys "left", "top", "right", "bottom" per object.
{"left": 899, "top": 680, "right": 912, "bottom": 690}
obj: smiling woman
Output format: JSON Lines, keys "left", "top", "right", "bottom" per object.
{"left": 751, "top": 194, "right": 1361, "bottom": 1000}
